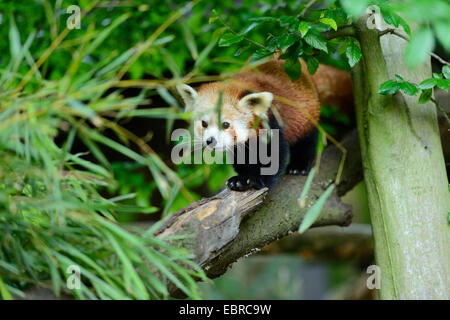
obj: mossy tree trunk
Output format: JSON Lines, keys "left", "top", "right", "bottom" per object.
{"left": 352, "top": 17, "right": 449, "bottom": 299}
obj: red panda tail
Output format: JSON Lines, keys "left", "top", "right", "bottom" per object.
{"left": 311, "top": 64, "right": 353, "bottom": 115}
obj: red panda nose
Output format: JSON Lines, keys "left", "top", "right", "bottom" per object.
{"left": 206, "top": 137, "right": 216, "bottom": 145}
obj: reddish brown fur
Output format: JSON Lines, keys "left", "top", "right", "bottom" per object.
{"left": 312, "top": 64, "right": 353, "bottom": 114}
{"left": 197, "top": 58, "right": 353, "bottom": 144}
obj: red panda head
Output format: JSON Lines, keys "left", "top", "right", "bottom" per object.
{"left": 176, "top": 83, "right": 273, "bottom": 150}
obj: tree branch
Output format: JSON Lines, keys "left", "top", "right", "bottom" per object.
{"left": 155, "top": 130, "right": 362, "bottom": 283}
{"left": 20, "top": 131, "right": 363, "bottom": 299}
{"left": 301, "top": 0, "right": 317, "bottom": 16}
{"left": 323, "top": 25, "right": 356, "bottom": 40}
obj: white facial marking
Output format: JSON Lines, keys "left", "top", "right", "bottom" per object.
{"left": 204, "top": 125, "right": 219, "bottom": 144}
{"left": 187, "top": 92, "right": 259, "bottom": 150}
{"left": 202, "top": 124, "right": 233, "bottom": 150}
{"left": 233, "top": 120, "right": 249, "bottom": 143}
{"left": 218, "top": 131, "right": 233, "bottom": 150}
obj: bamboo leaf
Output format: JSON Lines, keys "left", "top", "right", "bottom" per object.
{"left": 0, "top": 276, "right": 12, "bottom": 300}
{"left": 181, "top": 20, "right": 198, "bottom": 59}
{"left": 298, "top": 184, "right": 336, "bottom": 233}
{"left": 297, "top": 167, "right": 317, "bottom": 208}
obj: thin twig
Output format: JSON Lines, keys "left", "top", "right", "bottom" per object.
{"left": 429, "top": 52, "right": 450, "bottom": 68}
{"left": 392, "top": 78, "right": 450, "bottom": 127}
{"left": 216, "top": 15, "right": 266, "bottom": 49}
{"left": 379, "top": 28, "right": 450, "bottom": 67}
{"left": 301, "top": 0, "right": 317, "bottom": 16}
{"left": 431, "top": 97, "right": 450, "bottom": 127}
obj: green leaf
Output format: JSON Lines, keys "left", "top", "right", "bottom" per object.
{"left": 218, "top": 32, "right": 244, "bottom": 47}
{"left": 0, "top": 276, "right": 12, "bottom": 300}
{"left": 103, "top": 231, "right": 149, "bottom": 299}
{"left": 305, "top": 56, "right": 319, "bottom": 75}
{"left": 346, "top": 38, "right": 362, "bottom": 67}
{"left": 378, "top": 80, "right": 401, "bottom": 95}
{"left": 298, "top": 21, "right": 311, "bottom": 37}
{"left": 209, "top": 9, "right": 219, "bottom": 24}
{"left": 266, "top": 37, "right": 278, "bottom": 51}
{"left": 302, "top": 43, "right": 313, "bottom": 55}
{"left": 85, "top": 14, "right": 130, "bottom": 55}
{"left": 320, "top": 18, "right": 337, "bottom": 31}
{"left": 436, "top": 79, "right": 450, "bottom": 90}
{"left": 418, "top": 78, "right": 437, "bottom": 90}
{"left": 249, "top": 17, "right": 277, "bottom": 22}
{"left": 405, "top": 28, "right": 434, "bottom": 68}
{"left": 399, "top": 82, "right": 419, "bottom": 96}
{"left": 8, "top": 15, "right": 22, "bottom": 59}
{"left": 418, "top": 89, "right": 432, "bottom": 104}
{"left": 276, "top": 33, "right": 299, "bottom": 51}
{"left": 304, "top": 30, "right": 328, "bottom": 53}
{"left": 395, "top": 74, "right": 404, "bottom": 81}
{"left": 234, "top": 45, "right": 251, "bottom": 57}
{"left": 298, "top": 184, "right": 335, "bottom": 233}
{"left": 443, "top": 66, "right": 450, "bottom": 79}
{"left": 297, "top": 168, "right": 316, "bottom": 208}
{"left": 279, "top": 16, "right": 299, "bottom": 31}
{"left": 97, "top": 48, "right": 136, "bottom": 76}
{"left": 195, "top": 27, "right": 225, "bottom": 68}
{"left": 381, "top": 10, "right": 411, "bottom": 36}
{"left": 279, "top": 16, "right": 293, "bottom": 27}
{"left": 381, "top": 9, "right": 399, "bottom": 27}
{"left": 240, "top": 22, "right": 259, "bottom": 35}
{"left": 283, "top": 57, "right": 302, "bottom": 80}
{"left": 160, "top": 48, "right": 181, "bottom": 78}
{"left": 250, "top": 48, "right": 274, "bottom": 62}
{"left": 400, "top": 21, "right": 411, "bottom": 36}
{"left": 181, "top": 20, "right": 198, "bottom": 60}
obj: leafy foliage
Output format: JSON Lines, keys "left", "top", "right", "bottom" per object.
{"left": 378, "top": 67, "right": 450, "bottom": 103}
{"left": 378, "top": 67, "right": 450, "bottom": 126}
{"left": 0, "top": 0, "right": 448, "bottom": 300}
{"left": 214, "top": 0, "right": 449, "bottom": 77}
{"left": 346, "top": 39, "right": 362, "bottom": 68}
{"left": 215, "top": 2, "right": 356, "bottom": 79}
{"left": 0, "top": 1, "right": 209, "bottom": 299}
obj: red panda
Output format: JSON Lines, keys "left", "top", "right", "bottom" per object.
{"left": 177, "top": 57, "right": 352, "bottom": 191}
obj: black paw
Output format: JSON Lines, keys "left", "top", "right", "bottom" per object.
{"left": 287, "top": 168, "right": 310, "bottom": 176}
{"left": 226, "top": 175, "right": 264, "bottom": 191}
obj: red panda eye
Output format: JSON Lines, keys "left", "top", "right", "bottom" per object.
{"left": 201, "top": 121, "right": 208, "bottom": 128}
{"left": 222, "top": 122, "right": 230, "bottom": 129}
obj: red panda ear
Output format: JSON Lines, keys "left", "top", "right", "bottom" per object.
{"left": 238, "top": 92, "right": 273, "bottom": 116}
{"left": 176, "top": 84, "right": 198, "bottom": 111}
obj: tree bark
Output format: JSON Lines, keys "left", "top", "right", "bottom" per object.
{"left": 156, "top": 131, "right": 362, "bottom": 280}
{"left": 352, "top": 17, "right": 449, "bottom": 299}
{"left": 20, "top": 131, "right": 364, "bottom": 299}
